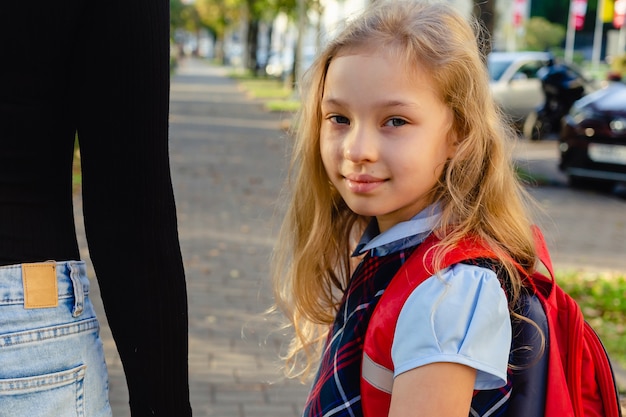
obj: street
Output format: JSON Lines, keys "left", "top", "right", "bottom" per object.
{"left": 513, "top": 139, "right": 626, "bottom": 273}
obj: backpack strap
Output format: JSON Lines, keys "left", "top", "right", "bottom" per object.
{"left": 529, "top": 225, "right": 556, "bottom": 298}
{"left": 361, "top": 232, "right": 502, "bottom": 415}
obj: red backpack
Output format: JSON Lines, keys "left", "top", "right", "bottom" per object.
{"left": 362, "top": 227, "right": 622, "bottom": 417}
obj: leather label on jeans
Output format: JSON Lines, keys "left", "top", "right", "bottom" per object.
{"left": 22, "top": 262, "right": 59, "bottom": 309}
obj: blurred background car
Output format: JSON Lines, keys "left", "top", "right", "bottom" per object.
{"left": 488, "top": 51, "right": 598, "bottom": 128}
{"left": 559, "top": 81, "right": 626, "bottom": 189}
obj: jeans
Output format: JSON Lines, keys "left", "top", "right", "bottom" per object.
{"left": 0, "top": 261, "right": 112, "bottom": 417}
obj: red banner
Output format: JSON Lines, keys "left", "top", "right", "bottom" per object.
{"left": 513, "top": 0, "right": 527, "bottom": 28}
{"left": 615, "top": 0, "right": 626, "bottom": 28}
{"left": 572, "top": 0, "right": 588, "bottom": 31}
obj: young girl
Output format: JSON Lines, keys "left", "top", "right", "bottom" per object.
{"left": 271, "top": 1, "right": 539, "bottom": 416}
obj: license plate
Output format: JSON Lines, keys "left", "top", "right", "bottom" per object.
{"left": 588, "top": 143, "right": 626, "bottom": 165}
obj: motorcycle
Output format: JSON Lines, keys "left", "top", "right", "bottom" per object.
{"left": 523, "top": 63, "right": 586, "bottom": 141}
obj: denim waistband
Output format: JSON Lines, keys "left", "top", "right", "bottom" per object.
{"left": 0, "top": 261, "right": 90, "bottom": 314}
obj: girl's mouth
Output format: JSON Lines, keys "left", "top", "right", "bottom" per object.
{"left": 343, "top": 174, "right": 386, "bottom": 193}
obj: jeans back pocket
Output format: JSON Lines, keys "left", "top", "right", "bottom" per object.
{"left": 0, "top": 364, "right": 86, "bottom": 417}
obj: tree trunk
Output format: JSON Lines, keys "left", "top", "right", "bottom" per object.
{"left": 247, "top": 18, "right": 259, "bottom": 72}
{"left": 473, "top": 0, "right": 495, "bottom": 56}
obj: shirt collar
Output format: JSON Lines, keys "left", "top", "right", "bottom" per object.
{"left": 353, "top": 205, "right": 441, "bottom": 257}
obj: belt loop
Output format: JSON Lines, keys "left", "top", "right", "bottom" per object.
{"left": 68, "top": 262, "right": 84, "bottom": 317}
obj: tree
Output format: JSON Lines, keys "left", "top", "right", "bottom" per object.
{"left": 194, "top": 0, "right": 243, "bottom": 63}
{"left": 171, "top": 0, "right": 187, "bottom": 34}
{"left": 244, "top": 0, "right": 281, "bottom": 73}
{"left": 192, "top": 0, "right": 289, "bottom": 69}
{"left": 248, "top": 0, "right": 298, "bottom": 74}
{"left": 171, "top": 0, "right": 204, "bottom": 56}
{"left": 473, "top": 0, "right": 495, "bottom": 55}
{"left": 524, "top": 16, "right": 566, "bottom": 51}
{"left": 530, "top": 0, "right": 571, "bottom": 28}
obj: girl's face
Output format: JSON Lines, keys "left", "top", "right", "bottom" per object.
{"left": 320, "top": 51, "right": 456, "bottom": 232}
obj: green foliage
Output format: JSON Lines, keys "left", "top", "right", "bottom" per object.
{"left": 530, "top": 0, "right": 570, "bottom": 28}
{"left": 231, "top": 71, "right": 300, "bottom": 114}
{"left": 73, "top": 134, "right": 81, "bottom": 192}
{"left": 514, "top": 165, "right": 549, "bottom": 186}
{"left": 235, "top": 75, "right": 295, "bottom": 100}
{"left": 170, "top": 55, "right": 178, "bottom": 75}
{"left": 194, "top": 0, "right": 242, "bottom": 39}
{"left": 524, "top": 17, "right": 566, "bottom": 51}
{"left": 170, "top": 0, "right": 186, "bottom": 30}
{"left": 171, "top": 0, "right": 202, "bottom": 34}
{"left": 549, "top": 48, "right": 587, "bottom": 66}
{"left": 265, "top": 99, "right": 301, "bottom": 112}
{"left": 558, "top": 271, "right": 626, "bottom": 368}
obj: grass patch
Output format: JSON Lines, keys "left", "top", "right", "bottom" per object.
{"left": 248, "top": 87, "right": 294, "bottom": 100}
{"left": 237, "top": 79, "right": 282, "bottom": 89}
{"left": 72, "top": 148, "right": 82, "bottom": 193}
{"left": 231, "top": 73, "right": 301, "bottom": 114}
{"left": 515, "top": 164, "right": 550, "bottom": 186}
{"left": 265, "top": 99, "right": 301, "bottom": 113}
{"left": 228, "top": 69, "right": 258, "bottom": 80}
{"left": 557, "top": 270, "right": 626, "bottom": 369}
{"left": 72, "top": 135, "right": 82, "bottom": 193}
{"left": 238, "top": 78, "right": 294, "bottom": 100}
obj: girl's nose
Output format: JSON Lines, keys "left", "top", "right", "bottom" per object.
{"left": 343, "top": 126, "right": 377, "bottom": 163}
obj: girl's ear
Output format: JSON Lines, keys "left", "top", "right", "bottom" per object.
{"left": 444, "top": 107, "right": 459, "bottom": 159}
{"left": 446, "top": 130, "right": 459, "bottom": 160}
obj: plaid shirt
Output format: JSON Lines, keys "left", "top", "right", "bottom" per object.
{"left": 302, "top": 248, "right": 413, "bottom": 417}
{"left": 302, "top": 246, "right": 513, "bottom": 417}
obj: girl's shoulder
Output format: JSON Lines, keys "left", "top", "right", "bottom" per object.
{"left": 392, "top": 263, "right": 511, "bottom": 387}
{"left": 417, "top": 261, "right": 505, "bottom": 299}
{"left": 397, "top": 262, "right": 509, "bottom": 349}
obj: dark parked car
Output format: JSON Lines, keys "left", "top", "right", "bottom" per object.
{"left": 559, "top": 82, "right": 626, "bottom": 188}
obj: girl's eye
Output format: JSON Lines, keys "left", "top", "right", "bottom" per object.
{"left": 384, "top": 118, "right": 407, "bottom": 127}
{"left": 330, "top": 115, "right": 350, "bottom": 125}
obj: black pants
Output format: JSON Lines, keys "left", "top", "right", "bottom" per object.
{"left": 0, "top": 2, "right": 192, "bottom": 416}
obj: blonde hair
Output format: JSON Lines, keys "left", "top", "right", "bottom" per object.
{"left": 271, "top": 0, "right": 539, "bottom": 379}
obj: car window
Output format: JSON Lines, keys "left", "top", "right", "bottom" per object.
{"left": 488, "top": 59, "right": 510, "bottom": 81}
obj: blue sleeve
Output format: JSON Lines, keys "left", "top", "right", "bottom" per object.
{"left": 391, "top": 263, "right": 511, "bottom": 390}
